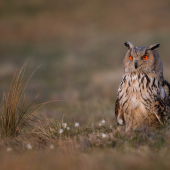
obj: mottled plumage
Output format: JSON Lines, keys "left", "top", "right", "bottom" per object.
{"left": 115, "top": 41, "right": 170, "bottom": 132}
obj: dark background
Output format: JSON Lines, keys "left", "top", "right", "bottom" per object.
{"left": 1, "top": 0, "right": 170, "bottom": 123}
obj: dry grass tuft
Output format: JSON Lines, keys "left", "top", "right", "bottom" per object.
{"left": 0, "top": 62, "right": 43, "bottom": 138}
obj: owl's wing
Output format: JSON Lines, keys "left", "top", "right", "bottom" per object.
{"left": 162, "top": 79, "right": 170, "bottom": 105}
{"left": 115, "top": 98, "right": 120, "bottom": 118}
{"left": 162, "top": 79, "right": 170, "bottom": 118}
{"left": 115, "top": 98, "right": 124, "bottom": 125}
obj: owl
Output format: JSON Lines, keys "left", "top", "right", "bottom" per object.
{"left": 115, "top": 41, "right": 170, "bottom": 132}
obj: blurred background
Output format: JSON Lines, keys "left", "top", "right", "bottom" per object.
{"left": 1, "top": 0, "right": 170, "bottom": 123}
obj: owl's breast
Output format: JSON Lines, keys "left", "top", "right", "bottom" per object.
{"left": 118, "top": 73, "right": 161, "bottom": 113}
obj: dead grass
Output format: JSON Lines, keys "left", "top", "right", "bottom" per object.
{"left": 1, "top": 125, "right": 170, "bottom": 170}
{"left": 0, "top": 62, "right": 45, "bottom": 138}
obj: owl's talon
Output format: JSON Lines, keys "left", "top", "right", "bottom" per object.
{"left": 118, "top": 119, "right": 123, "bottom": 125}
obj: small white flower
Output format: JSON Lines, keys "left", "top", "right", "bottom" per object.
{"left": 59, "top": 129, "right": 64, "bottom": 134}
{"left": 62, "top": 123, "right": 67, "bottom": 128}
{"left": 102, "top": 133, "right": 107, "bottom": 138}
{"left": 7, "top": 148, "right": 12, "bottom": 152}
{"left": 67, "top": 127, "right": 70, "bottom": 130}
{"left": 27, "top": 143, "right": 32, "bottom": 149}
{"left": 101, "top": 119, "right": 106, "bottom": 124}
{"left": 98, "top": 123, "right": 102, "bottom": 127}
{"left": 75, "top": 122, "right": 79, "bottom": 127}
{"left": 50, "top": 144, "right": 54, "bottom": 149}
{"left": 110, "top": 125, "right": 112, "bottom": 129}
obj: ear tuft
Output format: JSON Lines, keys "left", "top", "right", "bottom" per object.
{"left": 149, "top": 43, "right": 160, "bottom": 50}
{"left": 124, "top": 41, "right": 134, "bottom": 49}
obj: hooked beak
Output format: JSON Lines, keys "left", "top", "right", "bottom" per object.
{"left": 134, "top": 61, "right": 138, "bottom": 69}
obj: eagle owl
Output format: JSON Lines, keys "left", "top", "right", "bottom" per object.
{"left": 115, "top": 41, "right": 170, "bottom": 132}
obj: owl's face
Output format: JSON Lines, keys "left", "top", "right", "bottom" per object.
{"left": 123, "top": 41, "right": 163, "bottom": 78}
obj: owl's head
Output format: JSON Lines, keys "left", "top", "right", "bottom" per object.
{"left": 123, "top": 41, "right": 163, "bottom": 79}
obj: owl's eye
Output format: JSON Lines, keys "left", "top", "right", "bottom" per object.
{"left": 142, "top": 55, "right": 148, "bottom": 60}
{"left": 129, "top": 56, "right": 133, "bottom": 60}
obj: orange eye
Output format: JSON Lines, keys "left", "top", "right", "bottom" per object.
{"left": 129, "top": 56, "right": 133, "bottom": 60}
{"left": 142, "top": 55, "right": 148, "bottom": 60}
